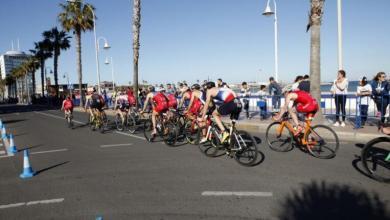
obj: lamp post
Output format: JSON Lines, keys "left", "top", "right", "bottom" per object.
{"left": 337, "top": 0, "right": 343, "bottom": 70}
{"left": 262, "top": 0, "right": 278, "bottom": 82}
{"left": 104, "top": 57, "right": 116, "bottom": 92}
{"left": 63, "top": 72, "right": 71, "bottom": 97}
{"left": 44, "top": 67, "right": 53, "bottom": 96}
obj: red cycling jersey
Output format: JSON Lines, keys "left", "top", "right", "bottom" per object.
{"left": 167, "top": 93, "right": 177, "bottom": 109}
{"left": 153, "top": 92, "right": 169, "bottom": 113}
{"left": 293, "top": 90, "right": 318, "bottom": 113}
{"left": 189, "top": 94, "right": 203, "bottom": 115}
{"left": 63, "top": 99, "right": 73, "bottom": 110}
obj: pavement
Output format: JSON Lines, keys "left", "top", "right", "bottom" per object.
{"left": 0, "top": 104, "right": 389, "bottom": 220}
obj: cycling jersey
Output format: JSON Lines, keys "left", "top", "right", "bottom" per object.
{"left": 166, "top": 93, "right": 178, "bottom": 109}
{"left": 127, "top": 90, "right": 136, "bottom": 106}
{"left": 91, "top": 93, "right": 104, "bottom": 110}
{"left": 63, "top": 99, "right": 73, "bottom": 110}
{"left": 293, "top": 90, "right": 318, "bottom": 113}
{"left": 214, "top": 88, "right": 235, "bottom": 104}
{"left": 153, "top": 92, "right": 169, "bottom": 113}
{"left": 117, "top": 94, "right": 129, "bottom": 110}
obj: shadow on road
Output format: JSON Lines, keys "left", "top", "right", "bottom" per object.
{"left": 0, "top": 104, "right": 60, "bottom": 115}
{"left": 352, "top": 155, "right": 374, "bottom": 181}
{"left": 18, "top": 144, "right": 44, "bottom": 152}
{"left": 355, "top": 143, "right": 365, "bottom": 149}
{"left": 276, "top": 180, "right": 390, "bottom": 220}
{"left": 2, "top": 119, "right": 27, "bottom": 124}
{"left": 35, "top": 161, "right": 70, "bottom": 176}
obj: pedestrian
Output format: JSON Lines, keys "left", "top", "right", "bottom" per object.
{"left": 257, "top": 85, "right": 268, "bottom": 119}
{"left": 292, "top": 75, "right": 304, "bottom": 91}
{"left": 241, "top": 82, "right": 251, "bottom": 119}
{"left": 268, "top": 77, "right": 282, "bottom": 111}
{"left": 371, "top": 72, "right": 389, "bottom": 123}
{"left": 355, "top": 76, "right": 372, "bottom": 128}
{"left": 217, "top": 78, "right": 229, "bottom": 88}
{"left": 298, "top": 75, "right": 310, "bottom": 93}
{"left": 331, "top": 70, "right": 349, "bottom": 127}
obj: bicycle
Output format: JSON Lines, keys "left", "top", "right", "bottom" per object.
{"left": 90, "top": 109, "right": 108, "bottom": 133}
{"left": 265, "top": 112, "right": 339, "bottom": 159}
{"left": 198, "top": 115, "right": 259, "bottom": 167}
{"left": 115, "top": 106, "right": 141, "bottom": 133}
{"left": 142, "top": 111, "right": 178, "bottom": 146}
{"left": 361, "top": 125, "right": 390, "bottom": 182}
{"left": 64, "top": 110, "right": 73, "bottom": 128}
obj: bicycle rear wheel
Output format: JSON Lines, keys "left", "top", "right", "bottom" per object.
{"left": 115, "top": 113, "right": 125, "bottom": 131}
{"left": 305, "top": 125, "right": 339, "bottom": 159}
{"left": 127, "top": 113, "right": 137, "bottom": 134}
{"left": 361, "top": 137, "right": 390, "bottom": 183}
{"left": 184, "top": 120, "right": 200, "bottom": 145}
{"left": 233, "top": 130, "right": 259, "bottom": 166}
{"left": 100, "top": 114, "right": 108, "bottom": 133}
{"left": 198, "top": 127, "right": 222, "bottom": 157}
{"left": 163, "top": 121, "right": 178, "bottom": 146}
{"left": 143, "top": 119, "right": 154, "bottom": 142}
{"left": 265, "top": 122, "right": 293, "bottom": 152}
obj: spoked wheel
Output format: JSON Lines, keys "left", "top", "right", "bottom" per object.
{"left": 163, "top": 122, "right": 178, "bottom": 146}
{"left": 265, "top": 122, "right": 293, "bottom": 152}
{"left": 198, "top": 127, "right": 222, "bottom": 157}
{"left": 68, "top": 115, "right": 73, "bottom": 128}
{"left": 361, "top": 137, "right": 390, "bottom": 183}
{"left": 89, "top": 116, "right": 96, "bottom": 131}
{"left": 184, "top": 120, "right": 200, "bottom": 145}
{"left": 100, "top": 114, "right": 109, "bottom": 133}
{"left": 115, "top": 113, "right": 125, "bottom": 131}
{"left": 232, "top": 130, "right": 259, "bottom": 166}
{"left": 305, "top": 125, "right": 339, "bottom": 159}
{"left": 127, "top": 113, "right": 137, "bottom": 134}
{"left": 143, "top": 119, "right": 155, "bottom": 142}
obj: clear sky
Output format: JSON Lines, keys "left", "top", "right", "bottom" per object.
{"left": 0, "top": 0, "right": 389, "bottom": 86}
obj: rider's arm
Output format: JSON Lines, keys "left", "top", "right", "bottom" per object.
{"left": 84, "top": 97, "right": 89, "bottom": 109}
{"left": 178, "top": 93, "right": 186, "bottom": 108}
{"left": 142, "top": 95, "right": 151, "bottom": 112}
{"left": 61, "top": 101, "right": 65, "bottom": 110}
{"left": 201, "top": 91, "right": 212, "bottom": 119}
{"left": 187, "top": 94, "right": 195, "bottom": 111}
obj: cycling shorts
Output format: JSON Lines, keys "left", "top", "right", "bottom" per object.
{"left": 296, "top": 100, "right": 318, "bottom": 114}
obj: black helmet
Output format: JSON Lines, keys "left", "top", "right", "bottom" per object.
{"left": 92, "top": 87, "right": 97, "bottom": 92}
{"left": 206, "top": 81, "right": 215, "bottom": 89}
{"left": 148, "top": 86, "right": 155, "bottom": 92}
{"left": 191, "top": 84, "right": 201, "bottom": 90}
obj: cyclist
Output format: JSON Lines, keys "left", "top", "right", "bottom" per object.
{"left": 85, "top": 91, "right": 93, "bottom": 119}
{"left": 273, "top": 85, "right": 318, "bottom": 136}
{"left": 127, "top": 87, "right": 136, "bottom": 109}
{"left": 200, "top": 82, "right": 242, "bottom": 143}
{"left": 179, "top": 87, "right": 192, "bottom": 109}
{"left": 115, "top": 90, "right": 130, "bottom": 123}
{"left": 140, "top": 86, "right": 169, "bottom": 137}
{"left": 90, "top": 88, "right": 106, "bottom": 121}
{"left": 186, "top": 84, "right": 204, "bottom": 119}
{"left": 61, "top": 95, "right": 74, "bottom": 118}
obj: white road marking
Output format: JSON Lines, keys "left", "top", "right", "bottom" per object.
{"left": 201, "top": 191, "right": 273, "bottom": 197}
{"left": 0, "top": 198, "right": 64, "bottom": 210}
{"left": 100, "top": 143, "right": 133, "bottom": 148}
{"left": 34, "top": 111, "right": 84, "bottom": 124}
{"left": 0, "top": 155, "right": 13, "bottom": 159}
{"left": 30, "top": 148, "right": 68, "bottom": 155}
{"left": 115, "top": 131, "right": 146, "bottom": 140}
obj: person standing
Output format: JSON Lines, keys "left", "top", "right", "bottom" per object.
{"left": 268, "top": 77, "right": 282, "bottom": 111}
{"left": 371, "top": 72, "right": 389, "bottom": 123}
{"left": 331, "top": 70, "right": 349, "bottom": 127}
{"left": 355, "top": 77, "right": 372, "bottom": 128}
{"left": 240, "top": 82, "right": 251, "bottom": 119}
{"left": 257, "top": 85, "right": 268, "bottom": 120}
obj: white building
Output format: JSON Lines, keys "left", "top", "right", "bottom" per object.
{"left": 0, "top": 50, "right": 32, "bottom": 102}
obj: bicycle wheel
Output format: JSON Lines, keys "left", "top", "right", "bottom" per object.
{"left": 68, "top": 114, "right": 73, "bottom": 128}
{"left": 163, "top": 121, "right": 178, "bottom": 146}
{"left": 100, "top": 114, "right": 108, "bottom": 133}
{"left": 198, "top": 127, "right": 222, "bottom": 157}
{"left": 115, "top": 113, "right": 125, "bottom": 131}
{"left": 361, "top": 137, "right": 390, "bottom": 183}
{"left": 184, "top": 120, "right": 200, "bottom": 145}
{"left": 265, "top": 122, "right": 293, "bottom": 152}
{"left": 127, "top": 113, "right": 137, "bottom": 134}
{"left": 305, "top": 125, "right": 339, "bottom": 159}
{"left": 143, "top": 119, "right": 154, "bottom": 142}
{"left": 233, "top": 130, "right": 259, "bottom": 166}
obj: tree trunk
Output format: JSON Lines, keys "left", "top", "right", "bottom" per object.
{"left": 75, "top": 29, "right": 84, "bottom": 107}
{"left": 41, "top": 59, "right": 45, "bottom": 97}
{"left": 32, "top": 67, "right": 36, "bottom": 95}
{"left": 54, "top": 50, "right": 59, "bottom": 97}
{"left": 132, "top": 0, "right": 141, "bottom": 108}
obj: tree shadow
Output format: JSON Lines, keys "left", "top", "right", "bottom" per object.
{"left": 35, "top": 161, "right": 70, "bottom": 176}
{"left": 251, "top": 150, "right": 265, "bottom": 167}
{"left": 253, "top": 136, "right": 262, "bottom": 144}
{"left": 18, "top": 144, "right": 43, "bottom": 152}
{"left": 355, "top": 143, "right": 365, "bottom": 149}
{"left": 276, "top": 180, "right": 390, "bottom": 220}
{"left": 2, "top": 119, "right": 27, "bottom": 124}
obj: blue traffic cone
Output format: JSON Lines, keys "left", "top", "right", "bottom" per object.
{"left": 20, "top": 150, "right": 35, "bottom": 179}
{"left": 9, "top": 134, "right": 17, "bottom": 153}
{"left": 1, "top": 125, "right": 7, "bottom": 139}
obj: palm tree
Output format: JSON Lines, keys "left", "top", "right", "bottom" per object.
{"left": 59, "top": 0, "right": 94, "bottom": 107}
{"left": 43, "top": 27, "right": 71, "bottom": 96}
{"left": 30, "top": 41, "right": 53, "bottom": 96}
{"left": 132, "top": 0, "right": 141, "bottom": 107}
{"left": 307, "top": 0, "right": 325, "bottom": 121}
{"left": 22, "top": 57, "right": 40, "bottom": 95}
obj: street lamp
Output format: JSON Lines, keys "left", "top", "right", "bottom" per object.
{"left": 262, "top": 0, "right": 278, "bottom": 82}
{"left": 104, "top": 57, "right": 116, "bottom": 92}
{"left": 45, "top": 67, "right": 53, "bottom": 96}
{"left": 63, "top": 72, "right": 72, "bottom": 96}
{"left": 96, "top": 36, "right": 111, "bottom": 93}
{"left": 337, "top": 0, "right": 343, "bottom": 70}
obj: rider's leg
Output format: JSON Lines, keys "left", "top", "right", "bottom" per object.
{"left": 288, "top": 107, "right": 299, "bottom": 126}
{"left": 212, "top": 110, "right": 230, "bottom": 142}
{"left": 152, "top": 110, "right": 158, "bottom": 135}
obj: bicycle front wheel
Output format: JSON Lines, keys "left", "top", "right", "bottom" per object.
{"left": 115, "top": 113, "right": 125, "bottom": 131}
{"left": 265, "top": 122, "right": 293, "bottom": 152}
{"left": 184, "top": 120, "right": 200, "bottom": 145}
{"left": 127, "top": 114, "right": 137, "bottom": 134}
{"left": 143, "top": 119, "right": 154, "bottom": 142}
{"left": 361, "top": 136, "right": 390, "bottom": 183}
{"left": 305, "top": 125, "right": 339, "bottom": 159}
{"left": 233, "top": 130, "right": 259, "bottom": 166}
{"left": 100, "top": 114, "right": 109, "bottom": 133}
{"left": 163, "top": 122, "right": 178, "bottom": 146}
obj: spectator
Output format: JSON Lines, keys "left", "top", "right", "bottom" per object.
{"left": 292, "top": 75, "right": 304, "bottom": 91}
{"left": 240, "top": 82, "right": 251, "bottom": 119}
{"left": 217, "top": 78, "right": 229, "bottom": 88}
{"left": 257, "top": 85, "right": 268, "bottom": 120}
{"left": 331, "top": 70, "right": 349, "bottom": 127}
{"left": 371, "top": 72, "right": 389, "bottom": 123}
{"left": 355, "top": 76, "right": 372, "bottom": 128}
{"left": 166, "top": 83, "right": 176, "bottom": 94}
{"left": 268, "top": 77, "right": 282, "bottom": 111}
{"left": 298, "top": 75, "right": 311, "bottom": 93}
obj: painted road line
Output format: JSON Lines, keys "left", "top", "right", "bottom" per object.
{"left": 201, "top": 191, "right": 273, "bottom": 197}
{"left": 0, "top": 198, "right": 64, "bottom": 210}
{"left": 30, "top": 148, "right": 68, "bottom": 155}
{"left": 26, "top": 198, "right": 64, "bottom": 206}
{"left": 115, "top": 131, "right": 146, "bottom": 141}
{"left": 100, "top": 143, "right": 133, "bottom": 148}
{"left": 34, "top": 111, "right": 84, "bottom": 125}
{"left": 0, "top": 155, "right": 13, "bottom": 159}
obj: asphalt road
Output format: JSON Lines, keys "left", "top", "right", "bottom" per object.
{"left": 0, "top": 105, "right": 389, "bottom": 220}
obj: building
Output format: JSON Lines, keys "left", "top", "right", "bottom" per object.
{"left": 0, "top": 50, "right": 31, "bottom": 101}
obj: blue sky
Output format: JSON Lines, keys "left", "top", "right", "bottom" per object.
{"left": 0, "top": 0, "right": 389, "bottom": 86}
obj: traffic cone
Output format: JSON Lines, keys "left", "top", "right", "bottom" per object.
{"left": 1, "top": 125, "right": 7, "bottom": 139}
{"left": 20, "top": 150, "right": 35, "bottom": 179}
{"left": 9, "top": 134, "right": 17, "bottom": 153}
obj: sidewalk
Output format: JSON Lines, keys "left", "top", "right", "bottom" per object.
{"left": 74, "top": 107, "right": 382, "bottom": 142}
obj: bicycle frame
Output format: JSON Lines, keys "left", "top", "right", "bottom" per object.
{"left": 276, "top": 116, "right": 318, "bottom": 147}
